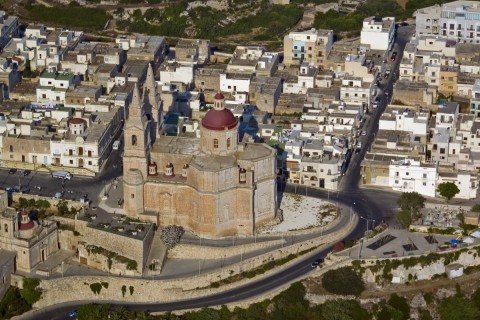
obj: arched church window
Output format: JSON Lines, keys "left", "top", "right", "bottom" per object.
{"left": 227, "top": 138, "right": 231, "bottom": 149}
{"left": 213, "top": 139, "right": 219, "bottom": 149}
{"left": 132, "top": 135, "right": 137, "bottom": 146}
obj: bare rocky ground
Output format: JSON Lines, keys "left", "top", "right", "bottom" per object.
{"left": 305, "top": 269, "right": 480, "bottom": 318}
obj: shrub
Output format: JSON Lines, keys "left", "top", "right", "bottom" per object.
{"left": 101, "top": 282, "right": 108, "bottom": 289}
{"left": 126, "top": 260, "right": 137, "bottom": 271}
{"left": 0, "top": 287, "right": 31, "bottom": 317}
{"left": 322, "top": 267, "right": 364, "bottom": 296}
{"left": 90, "top": 283, "right": 102, "bottom": 295}
{"left": 121, "top": 285, "right": 126, "bottom": 298}
{"left": 159, "top": 225, "right": 184, "bottom": 249}
{"left": 20, "top": 278, "right": 41, "bottom": 305}
{"left": 388, "top": 294, "right": 410, "bottom": 320}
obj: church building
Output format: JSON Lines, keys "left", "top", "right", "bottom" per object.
{"left": 123, "top": 69, "right": 278, "bottom": 238}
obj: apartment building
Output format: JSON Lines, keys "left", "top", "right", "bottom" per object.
{"left": 360, "top": 16, "right": 396, "bottom": 51}
{"left": 283, "top": 28, "right": 334, "bottom": 66}
{"left": 283, "top": 63, "right": 317, "bottom": 94}
{"left": 440, "top": 1, "right": 480, "bottom": 42}
{"left": 36, "top": 70, "right": 79, "bottom": 103}
{"left": 389, "top": 159, "right": 438, "bottom": 197}
{"left": 344, "top": 54, "right": 375, "bottom": 83}
{"left": 340, "top": 76, "right": 371, "bottom": 105}
{"left": 470, "top": 78, "right": 480, "bottom": 116}
{"left": 415, "top": 5, "right": 442, "bottom": 36}
{"left": 175, "top": 38, "right": 210, "bottom": 64}
{"left": 399, "top": 35, "right": 456, "bottom": 87}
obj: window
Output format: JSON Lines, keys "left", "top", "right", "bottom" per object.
{"left": 69, "top": 160, "right": 73, "bottom": 164}
{"left": 440, "top": 148, "right": 445, "bottom": 154}
{"left": 213, "top": 139, "right": 219, "bottom": 149}
{"left": 4, "top": 224, "right": 7, "bottom": 233}
{"left": 423, "top": 182, "right": 427, "bottom": 186}
{"left": 9, "top": 145, "right": 12, "bottom": 152}
{"left": 131, "top": 135, "right": 137, "bottom": 146}
{"left": 395, "top": 180, "right": 399, "bottom": 184}
{"left": 227, "top": 138, "right": 231, "bottom": 149}
{"left": 406, "top": 172, "right": 409, "bottom": 176}
{"left": 131, "top": 194, "right": 135, "bottom": 199}
{"left": 395, "top": 172, "right": 399, "bottom": 177}
{"left": 423, "top": 173, "right": 427, "bottom": 178}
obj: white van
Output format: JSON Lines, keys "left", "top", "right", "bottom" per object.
{"left": 52, "top": 171, "right": 72, "bottom": 180}
{"left": 112, "top": 140, "right": 121, "bottom": 150}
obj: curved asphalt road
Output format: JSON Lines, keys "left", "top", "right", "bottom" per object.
{"left": 21, "top": 185, "right": 400, "bottom": 320}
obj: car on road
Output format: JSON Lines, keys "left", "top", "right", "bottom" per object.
{"left": 68, "top": 310, "right": 78, "bottom": 318}
{"left": 53, "top": 192, "right": 63, "bottom": 199}
{"left": 311, "top": 258, "right": 324, "bottom": 268}
{"left": 23, "top": 170, "right": 31, "bottom": 177}
{"left": 8, "top": 168, "right": 17, "bottom": 174}
{"left": 5, "top": 187, "right": 19, "bottom": 193}
{"left": 361, "top": 131, "right": 367, "bottom": 136}
{"left": 373, "top": 96, "right": 381, "bottom": 108}
{"left": 356, "top": 142, "right": 362, "bottom": 148}
{"left": 390, "top": 51, "right": 398, "bottom": 61}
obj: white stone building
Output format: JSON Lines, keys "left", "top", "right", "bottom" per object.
{"left": 389, "top": 159, "right": 438, "bottom": 197}
{"left": 360, "top": 16, "right": 396, "bottom": 51}
{"left": 340, "top": 77, "right": 371, "bottom": 105}
{"left": 36, "top": 70, "right": 79, "bottom": 103}
{"left": 415, "top": 5, "right": 442, "bottom": 36}
{"left": 438, "top": 171, "right": 478, "bottom": 199}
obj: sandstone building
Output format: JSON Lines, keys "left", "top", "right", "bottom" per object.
{"left": 123, "top": 88, "right": 278, "bottom": 238}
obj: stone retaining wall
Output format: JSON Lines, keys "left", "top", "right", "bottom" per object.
{"left": 32, "top": 214, "right": 358, "bottom": 309}
{"left": 12, "top": 193, "right": 87, "bottom": 210}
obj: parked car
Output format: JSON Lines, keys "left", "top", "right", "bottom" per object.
{"left": 361, "top": 131, "right": 367, "bottom": 136}
{"left": 356, "top": 142, "right": 362, "bottom": 148}
{"left": 390, "top": 51, "right": 398, "bottom": 61}
{"left": 8, "top": 168, "right": 17, "bottom": 174}
{"left": 5, "top": 187, "right": 19, "bottom": 193}
{"left": 23, "top": 170, "right": 31, "bottom": 177}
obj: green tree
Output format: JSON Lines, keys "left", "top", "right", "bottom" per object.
{"left": 319, "top": 299, "right": 370, "bottom": 320}
{"left": 438, "top": 182, "right": 460, "bottom": 201}
{"left": 0, "top": 287, "right": 31, "bottom": 318}
{"left": 472, "top": 287, "right": 480, "bottom": 309}
{"left": 418, "top": 309, "right": 433, "bottom": 320}
{"left": 77, "top": 304, "right": 110, "bottom": 320}
{"left": 322, "top": 267, "right": 364, "bottom": 296}
{"left": 397, "top": 192, "right": 426, "bottom": 214}
{"left": 19, "top": 278, "right": 41, "bottom": 305}
{"left": 395, "top": 209, "right": 413, "bottom": 228}
{"left": 472, "top": 204, "right": 480, "bottom": 212}
{"left": 387, "top": 294, "right": 410, "bottom": 320}
{"left": 438, "top": 296, "right": 480, "bottom": 320}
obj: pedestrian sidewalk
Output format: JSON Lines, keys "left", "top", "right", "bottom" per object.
{"left": 98, "top": 177, "right": 125, "bottom": 214}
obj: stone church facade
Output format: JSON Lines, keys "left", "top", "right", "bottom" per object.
{"left": 123, "top": 76, "right": 277, "bottom": 238}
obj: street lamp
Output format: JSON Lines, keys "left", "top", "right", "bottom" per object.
{"left": 360, "top": 216, "right": 376, "bottom": 235}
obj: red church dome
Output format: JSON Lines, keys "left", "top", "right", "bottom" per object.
{"left": 202, "top": 109, "right": 238, "bottom": 131}
{"left": 214, "top": 92, "right": 225, "bottom": 100}
{"left": 19, "top": 209, "right": 34, "bottom": 231}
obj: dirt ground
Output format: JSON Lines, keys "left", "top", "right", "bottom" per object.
{"left": 396, "top": 0, "right": 409, "bottom": 9}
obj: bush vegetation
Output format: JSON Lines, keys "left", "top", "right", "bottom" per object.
{"left": 322, "top": 267, "right": 365, "bottom": 296}
{"left": 19, "top": 278, "right": 41, "bottom": 306}
{"left": 25, "top": 4, "right": 111, "bottom": 32}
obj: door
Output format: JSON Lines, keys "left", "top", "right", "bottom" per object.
{"left": 319, "top": 179, "right": 325, "bottom": 188}
{"left": 41, "top": 250, "right": 45, "bottom": 262}
{"left": 78, "top": 159, "right": 84, "bottom": 168}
